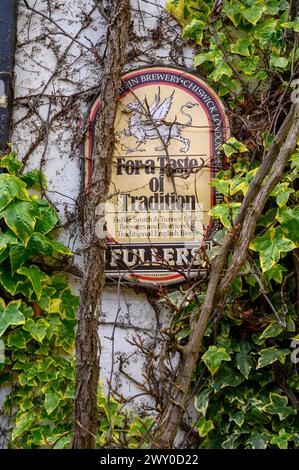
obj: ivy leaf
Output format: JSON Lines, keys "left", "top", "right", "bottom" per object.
{"left": 254, "top": 18, "right": 278, "bottom": 47}
{"left": 239, "top": 56, "right": 259, "bottom": 75}
{"left": 231, "top": 39, "right": 252, "bottom": 57}
{"left": 223, "top": 1, "right": 244, "bottom": 27}
{"left": 10, "top": 244, "right": 29, "bottom": 273}
{"left": 228, "top": 410, "right": 244, "bottom": 427}
{"left": 270, "top": 51, "right": 289, "bottom": 68}
{"left": 0, "top": 174, "right": 29, "bottom": 212}
{"left": 0, "top": 263, "right": 22, "bottom": 295}
{"left": 182, "top": 19, "right": 205, "bottom": 45}
{"left": 210, "top": 178, "right": 231, "bottom": 196}
{"left": 235, "top": 342, "right": 255, "bottom": 379}
{"left": 276, "top": 206, "right": 299, "bottom": 245}
{"left": 201, "top": 346, "right": 231, "bottom": 376}
{"left": 23, "top": 318, "right": 49, "bottom": 342}
{"left": 20, "top": 169, "right": 47, "bottom": 189}
{"left": 0, "top": 230, "right": 18, "bottom": 251}
{"left": 263, "top": 263, "right": 287, "bottom": 284}
{"left": 0, "top": 300, "right": 25, "bottom": 337}
{"left": 210, "top": 59, "right": 233, "bottom": 81}
{"left": 248, "top": 433, "right": 270, "bottom": 449}
{"left": 2, "top": 200, "right": 36, "bottom": 246}
{"left": 7, "top": 329, "right": 27, "bottom": 348}
{"left": 212, "top": 365, "right": 244, "bottom": 392}
{"left": 196, "top": 415, "right": 214, "bottom": 437}
{"left": 271, "top": 183, "right": 294, "bottom": 207}
{"left": 12, "top": 411, "right": 35, "bottom": 441}
{"left": 265, "top": 0, "right": 280, "bottom": 15}
{"left": 256, "top": 347, "right": 290, "bottom": 369}
{"left": 166, "top": 0, "right": 186, "bottom": 18}
{"left": 209, "top": 202, "right": 241, "bottom": 229}
{"left": 259, "top": 322, "right": 283, "bottom": 340}
{"left": 33, "top": 199, "right": 59, "bottom": 234}
{"left": 270, "top": 429, "right": 293, "bottom": 449}
{"left": 45, "top": 389, "right": 61, "bottom": 415}
{"left": 221, "top": 137, "right": 248, "bottom": 157}
{"left": 0, "top": 153, "right": 23, "bottom": 175}
{"left": 263, "top": 393, "right": 295, "bottom": 420}
{"left": 17, "top": 265, "right": 49, "bottom": 300}
{"left": 243, "top": 2, "right": 265, "bottom": 24}
{"left": 60, "top": 289, "right": 79, "bottom": 320}
{"left": 250, "top": 227, "right": 295, "bottom": 272}
{"left": 194, "top": 389, "right": 211, "bottom": 417}
{"left": 28, "top": 232, "right": 53, "bottom": 256}
{"left": 281, "top": 17, "right": 299, "bottom": 33}
{"left": 46, "top": 238, "right": 72, "bottom": 255}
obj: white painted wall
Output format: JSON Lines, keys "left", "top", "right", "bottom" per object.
{"left": 2, "top": 0, "right": 195, "bottom": 418}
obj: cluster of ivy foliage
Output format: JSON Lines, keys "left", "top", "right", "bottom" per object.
{"left": 0, "top": 153, "right": 152, "bottom": 448}
{"left": 165, "top": 0, "right": 299, "bottom": 448}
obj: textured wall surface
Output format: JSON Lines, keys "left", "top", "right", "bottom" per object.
{"left": 3, "top": 0, "right": 194, "bottom": 414}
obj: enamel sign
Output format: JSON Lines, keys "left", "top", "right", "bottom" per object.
{"left": 85, "top": 66, "right": 229, "bottom": 285}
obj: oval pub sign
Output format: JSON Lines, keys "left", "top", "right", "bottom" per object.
{"left": 85, "top": 66, "right": 229, "bottom": 285}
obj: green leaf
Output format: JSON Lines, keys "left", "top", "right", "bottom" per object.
{"left": 166, "top": 0, "right": 186, "bottom": 19}
{"left": 270, "top": 51, "right": 288, "bottom": 69}
{"left": 270, "top": 429, "right": 293, "bottom": 449}
{"left": 235, "top": 342, "right": 254, "bottom": 379}
{"left": 281, "top": 17, "right": 299, "bottom": 33}
{"left": 210, "top": 178, "right": 231, "bottom": 196}
{"left": 7, "top": 329, "right": 27, "bottom": 348}
{"left": 210, "top": 60, "right": 233, "bottom": 81}
{"left": 222, "top": 137, "right": 248, "bottom": 157}
{"left": 250, "top": 227, "right": 295, "bottom": 272}
{"left": 212, "top": 365, "right": 244, "bottom": 392}
{"left": 259, "top": 323, "right": 282, "bottom": 340}
{"left": 17, "top": 265, "right": 49, "bottom": 300}
{"left": 0, "top": 153, "right": 23, "bottom": 175}
{"left": 239, "top": 56, "right": 259, "bottom": 75}
{"left": 265, "top": 0, "right": 280, "bottom": 15}
{"left": 12, "top": 411, "right": 35, "bottom": 441}
{"left": 243, "top": 2, "right": 265, "bottom": 24}
{"left": 9, "top": 244, "right": 29, "bottom": 273}
{"left": 2, "top": 200, "right": 36, "bottom": 246}
{"left": 209, "top": 202, "right": 241, "bottom": 229}
{"left": 201, "top": 346, "right": 231, "bottom": 376}
{"left": 263, "top": 393, "right": 295, "bottom": 420}
{"left": 0, "top": 300, "right": 25, "bottom": 337}
{"left": 257, "top": 347, "right": 290, "bottom": 369}
{"left": 32, "top": 199, "right": 59, "bottom": 234}
{"left": 23, "top": 318, "right": 49, "bottom": 342}
{"left": 271, "top": 183, "right": 294, "bottom": 207}
{"left": 0, "top": 230, "right": 18, "bottom": 251}
{"left": 248, "top": 433, "right": 270, "bottom": 449}
{"left": 263, "top": 263, "right": 287, "bottom": 284}
{"left": 47, "top": 238, "right": 72, "bottom": 255}
{"left": 0, "top": 174, "right": 29, "bottom": 212}
{"left": 228, "top": 410, "right": 244, "bottom": 427}
{"left": 20, "top": 169, "right": 47, "bottom": 188}
{"left": 196, "top": 415, "right": 214, "bottom": 437}
{"left": 195, "top": 389, "right": 211, "bottom": 417}
{"left": 45, "top": 389, "right": 61, "bottom": 415}
{"left": 276, "top": 206, "right": 299, "bottom": 245}
{"left": 231, "top": 39, "right": 252, "bottom": 57}
{"left": 223, "top": 1, "right": 244, "bottom": 27}
{"left": 182, "top": 19, "right": 205, "bottom": 45}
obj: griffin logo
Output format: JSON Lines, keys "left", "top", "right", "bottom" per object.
{"left": 118, "top": 87, "right": 198, "bottom": 154}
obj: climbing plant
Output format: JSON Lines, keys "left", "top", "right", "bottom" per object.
{"left": 147, "top": 0, "right": 299, "bottom": 448}
{"left": 163, "top": 141, "right": 299, "bottom": 448}
{"left": 0, "top": 152, "right": 151, "bottom": 448}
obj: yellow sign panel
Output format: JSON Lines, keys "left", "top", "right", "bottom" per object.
{"left": 85, "top": 66, "right": 229, "bottom": 285}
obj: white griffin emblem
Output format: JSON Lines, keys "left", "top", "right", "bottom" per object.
{"left": 118, "top": 87, "right": 198, "bottom": 153}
